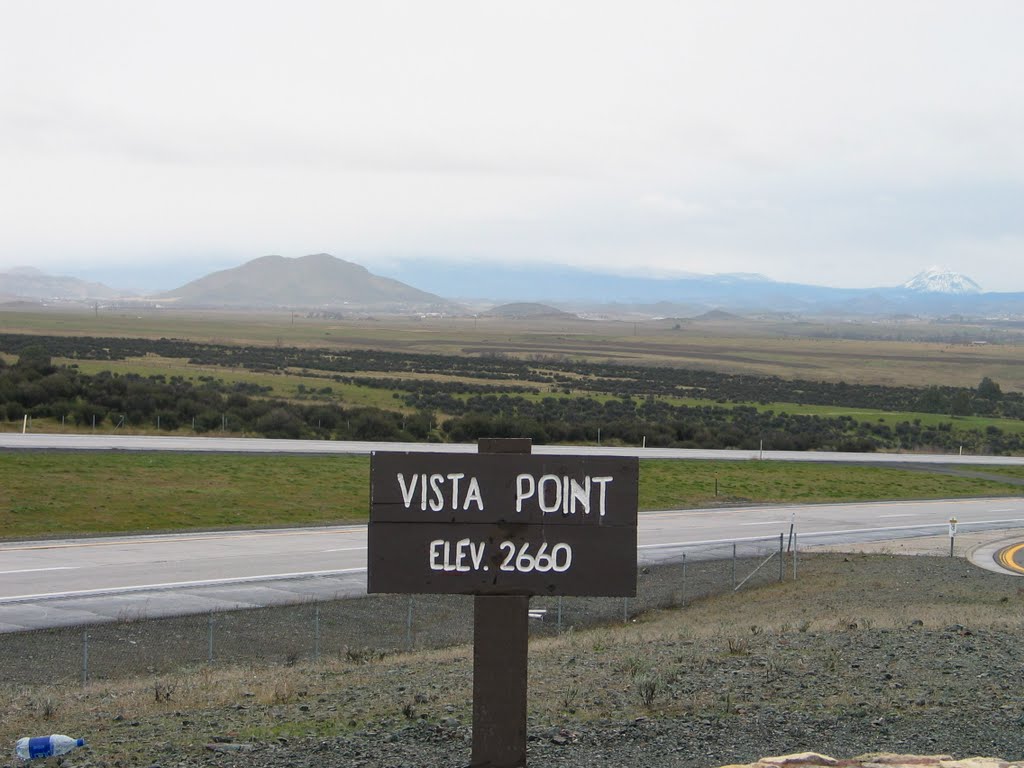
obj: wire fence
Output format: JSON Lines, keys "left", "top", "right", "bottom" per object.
{"left": 0, "top": 534, "right": 796, "bottom": 687}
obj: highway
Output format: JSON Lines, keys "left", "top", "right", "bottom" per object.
{"left": 5, "top": 433, "right": 1024, "bottom": 465}
{"left": 2, "top": 495, "right": 1022, "bottom": 632}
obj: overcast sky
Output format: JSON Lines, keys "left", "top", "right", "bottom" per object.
{"left": 2, "top": 1, "right": 1022, "bottom": 291}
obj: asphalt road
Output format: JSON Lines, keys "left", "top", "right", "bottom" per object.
{"left": 5, "top": 433, "right": 1024, "bottom": 466}
{"left": 2, "top": 496, "right": 1022, "bottom": 632}
{"left": 995, "top": 541, "right": 1024, "bottom": 574}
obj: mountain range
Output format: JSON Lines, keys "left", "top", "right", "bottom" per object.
{"left": 2, "top": 256, "right": 1022, "bottom": 318}
{"left": 0, "top": 266, "right": 123, "bottom": 301}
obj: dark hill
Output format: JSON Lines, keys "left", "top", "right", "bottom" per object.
{"left": 159, "top": 254, "right": 448, "bottom": 309}
{"left": 484, "top": 302, "right": 578, "bottom": 319}
{"left": 691, "top": 309, "right": 745, "bottom": 322}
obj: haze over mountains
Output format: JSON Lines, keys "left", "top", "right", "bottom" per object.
{"left": 2, "top": 254, "right": 1023, "bottom": 319}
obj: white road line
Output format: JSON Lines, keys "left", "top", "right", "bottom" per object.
{"left": 736, "top": 520, "right": 789, "bottom": 527}
{"left": 323, "top": 547, "right": 367, "bottom": 553}
{"left": 879, "top": 514, "right": 916, "bottom": 518}
{"left": 0, "top": 567, "right": 79, "bottom": 576}
{"left": 0, "top": 567, "right": 368, "bottom": 604}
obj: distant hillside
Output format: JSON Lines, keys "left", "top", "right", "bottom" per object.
{"left": 484, "top": 302, "right": 578, "bottom": 319}
{"left": 0, "top": 267, "right": 122, "bottom": 301}
{"left": 376, "top": 261, "right": 1024, "bottom": 318}
{"left": 159, "top": 254, "right": 449, "bottom": 309}
{"left": 690, "top": 309, "right": 745, "bottom": 322}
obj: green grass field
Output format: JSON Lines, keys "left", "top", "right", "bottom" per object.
{"left": 1, "top": 452, "right": 1020, "bottom": 540}
{"left": 962, "top": 465, "right": 1024, "bottom": 480}
{"left": 4, "top": 306, "right": 1024, "bottom": 390}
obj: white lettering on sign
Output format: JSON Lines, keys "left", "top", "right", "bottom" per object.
{"left": 398, "top": 473, "right": 485, "bottom": 512}
{"left": 515, "top": 473, "right": 613, "bottom": 516}
{"left": 428, "top": 539, "right": 573, "bottom": 573}
{"left": 429, "top": 538, "right": 486, "bottom": 572}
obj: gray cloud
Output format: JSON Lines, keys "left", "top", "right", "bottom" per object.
{"left": 1, "top": 1, "right": 1023, "bottom": 290}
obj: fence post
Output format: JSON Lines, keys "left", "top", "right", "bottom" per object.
{"left": 779, "top": 533, "right": 784, "bottom": 581}
{"left": 681, "top": 553, "right": 686, "bottom": 603}
{"left": 623, "top": 597, "right": 628, "bottom": 624}
{"left": 732, "top": 543, "right": 737, "bottom": 589}
{"left": 82, "top": 631, "right": 89, "bottom": 687}
{"left": 557, "top": 596, "right": 563, "bottom": 634}
{"left": 208, "top": 612, "right": 214, "bottom": 664}
{"left": 793, "top": 531, "right": 798, "bottom": 580}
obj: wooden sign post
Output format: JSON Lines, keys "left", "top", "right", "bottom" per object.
{"left": 368, "top": 438, "right": 638, "bottom": 767}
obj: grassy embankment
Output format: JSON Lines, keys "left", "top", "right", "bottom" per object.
{"left": 1, "top": 452, "right": 1021, "bottom": 539}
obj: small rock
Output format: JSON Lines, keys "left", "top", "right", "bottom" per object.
{"left": 205, "top": 743, "right": 254, "bottom": 753}
{"left": 761, "top": 753, "right": 839, "bottom": 766}
{"left": 855, "top": 754, "right": 953, "bottom": 765}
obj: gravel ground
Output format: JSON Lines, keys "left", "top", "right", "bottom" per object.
{"left": 4, "top": 548, "right": 1024, "bottom": 768}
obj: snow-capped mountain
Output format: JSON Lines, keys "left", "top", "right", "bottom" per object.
{"left": 902, "top": 266, "right": 982, "bottom": 295}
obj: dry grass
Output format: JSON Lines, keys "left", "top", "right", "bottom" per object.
{"left": 3, "top": 552, "right": 1021, "bottom": 757}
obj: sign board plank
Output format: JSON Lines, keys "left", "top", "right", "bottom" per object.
{"left": 371, "top": 452, "right": 637, "bottom": 526}
{"left": 368, "top": 451, "right": 638, "bottom": 597}
{"left": 368, "top": 522, "right": 637, "bottom": 596}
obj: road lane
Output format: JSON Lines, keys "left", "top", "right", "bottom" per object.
{"left": 2, "top": 496, "right": 1023, "bottom": 630}
{"left": 5, "top": 433, "right": 1024, "bottom": 466}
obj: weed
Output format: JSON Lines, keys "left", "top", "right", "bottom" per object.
{"left": 726, "top": 637, "right": 750, "bottom": 656}
{"left": 272, "top": 678, "right": 295, "bottom": 704}
{"left": 344, "top": 647, "right": 383, "bottom": 664}
{"left": 622, "top": 655, "right": 648, "bottom": 679}
{"left": 153, "top": 680, "right": 175, "bottom": 703}
{"left": 561, "top": 682, "right": 582, "bottom": 711}
{"left": 37, "top": 697, "right": 57, "bottom": 720}
{"left": 634, "top": 673, "right": 659, "bottom": 707}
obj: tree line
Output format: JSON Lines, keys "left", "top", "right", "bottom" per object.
{"left": 1, "top": 333, "right": 1021, "bottom": 453}
{"left": 3, "top": 332, "right": 1021, "bottom": 419}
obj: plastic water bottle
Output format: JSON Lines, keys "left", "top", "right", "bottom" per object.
{"left": 14, "top": 735, "right": 85, "bottom": 761}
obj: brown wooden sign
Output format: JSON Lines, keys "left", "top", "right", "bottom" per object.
{"left": 367, "top": 452, "right": 638, "bottom": 597}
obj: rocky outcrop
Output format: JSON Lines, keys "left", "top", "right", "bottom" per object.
{"left": 722, "top": 754, "right": 1024, "bottom": 768}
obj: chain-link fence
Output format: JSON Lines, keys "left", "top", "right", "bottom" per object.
{"left": 0, "top": 534, "right": 796, "bottom": 686}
